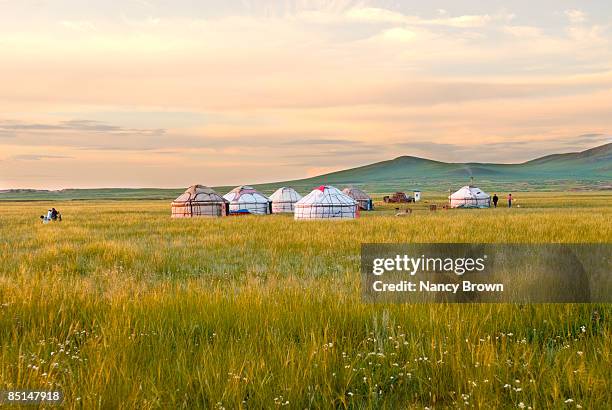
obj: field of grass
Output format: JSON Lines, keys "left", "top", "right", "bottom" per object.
{"left": 1, "top": 192, "right": 610, "bottom": 408}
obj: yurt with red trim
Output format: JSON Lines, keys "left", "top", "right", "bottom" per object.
{"left": 294, "top": 185, "right": 358, "bottom": 220}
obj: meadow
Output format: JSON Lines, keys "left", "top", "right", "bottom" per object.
{"left": 0, "top": 192, "right": 610, "bottom": 408}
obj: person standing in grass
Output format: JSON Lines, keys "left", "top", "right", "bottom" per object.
{"left": 508, "top": 193, "right": 513, "bottom": 208}
{"left": 492, "top": 194, "right": 499, "bottom": 208}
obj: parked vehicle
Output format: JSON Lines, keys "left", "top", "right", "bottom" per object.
{"left": 383, "top": 192, "right": 414, "bottom": 203}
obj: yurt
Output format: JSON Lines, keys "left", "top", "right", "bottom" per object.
{"left": 269, "top": 187, "right": 302, "bottom": 213}
{"left": 223, "top": 185, "right": 271, "bottom": 215}
{"left": 342, "top": 186, "right": 373, "bottom": 211}
{"left": 449, "top": 185, "right": 491, "bottom": 208}
{"left": 294, "top": 185, "right": 358, "bottom": 220}
{"left": 171, "top": 185, "right": 228, "bottom": 218}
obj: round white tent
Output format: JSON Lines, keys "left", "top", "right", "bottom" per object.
{"left": 223, "top": 185, "right": 271, "bottom": 215}
{"left": 449, "top": 185, "right": 491, "bottom": 208}
{"left": 171, "top": 185, "right": 228, "bottom": 218}
{"left": 294, "top": 185, "right": 358, "bottom": 220}
{"left": 342, "top": 186, "right": 373, "bottom": 211}
{"left": 269, "top": 187, "right": 302, "bottom": 213}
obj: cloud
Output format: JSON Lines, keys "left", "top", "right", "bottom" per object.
{"left": 572, "top": 133, "right": 609, "bottom": 142}
{"left": 395, "top": 141, "right": 464, "bottom": 153}
{"left": 565, "top": 9, "right": 587, "bottom": 24}
{"left": 345, "top": 7, "right": 495, "bottom": 28}
{"left": 0, "top": 129, "right": 16, "bottom": 138}
{"left": 378, "top": 27, "right": 417, "bottom": 42}
{"left": 503, "top": 25, "right": 542, "bottom": 38}
{"left": 60, "top": 20, "right": 96, "bottom": 31}
{"left": 427, "top": 14, "right": 492, "bottom": 28}
{"left": 11, "top": 154, "right": 72, "bottom": 161}
{"left": 0, "top": 120, "right": 164, "bottom": 135}
{"left": 345, "top": 7, "right": 407, "bottom": 24}
{"left": 0, "top": 118, "right": 363, "bottom": 153}
{"left": 282, "top": 138, "right": 362, "bottom": 146}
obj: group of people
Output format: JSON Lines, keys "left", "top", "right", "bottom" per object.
{"left": 40, "top": 208, "right": 62, "bottom": 223}
{"left": 492, "top": 193, "right": 513, "bottom": 208}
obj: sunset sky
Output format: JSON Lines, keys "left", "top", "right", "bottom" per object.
{"left": 1, "top": 0, "right": 611, "bottom": 189}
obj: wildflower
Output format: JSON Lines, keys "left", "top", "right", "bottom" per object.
{"left": 565, "top": 399, "right": 574, "bottom": 403}
{"left": 518, "top": 403, "right": 525, "bottom": 409}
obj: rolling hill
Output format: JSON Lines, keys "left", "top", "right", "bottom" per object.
{"left": 274, "top": 143, "right": 611, "bottom": 193}
{"left": 1, "top": 143, "right": 610, "bottom": 200}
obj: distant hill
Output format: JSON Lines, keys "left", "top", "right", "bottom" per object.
{"left": 273, "top": 143, "right": 611, "bottom": 193}
{"left": 1, "top": 143, "right": 610, "bottom": 200}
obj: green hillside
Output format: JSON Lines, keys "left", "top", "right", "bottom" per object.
{"left": 271, "top": 143, "right": 611, "bottom": 193}
{"left": 1, "top": 143, "right": 610, "bottom": 200}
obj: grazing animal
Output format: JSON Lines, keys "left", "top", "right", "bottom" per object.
{"left": 395, "top": 208, "right": 412, "bottom": 217}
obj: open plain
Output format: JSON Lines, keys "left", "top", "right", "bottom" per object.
{"left": 1, "top": 192, "right": 610, "bottom": 408}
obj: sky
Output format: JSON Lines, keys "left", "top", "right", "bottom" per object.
{"left": 1, "top": 0, "right": 611, "bottom": 189}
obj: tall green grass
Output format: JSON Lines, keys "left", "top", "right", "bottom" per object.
{"left": 0, "top": 194, "right": 610, "bottom": 408}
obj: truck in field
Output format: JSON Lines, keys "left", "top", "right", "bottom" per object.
{"left": 383, "top": 192, "right": 414, "bottom": 203}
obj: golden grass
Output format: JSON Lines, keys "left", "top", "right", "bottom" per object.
{"left": 0, "top": 192, "right": 610, "bottom": 408}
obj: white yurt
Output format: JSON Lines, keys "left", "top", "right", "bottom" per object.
{"left": 171, "top": 185, "right": 228, "bottom": 218}
{"left": 294, "top": 185, "right": 359, "bottom": 220}
{"left": 449, "top": 185, "right": 491, "bottom": 208}
{"left": 223, "top": 185, "right": 271, "bottom": 215}
{"left": 269, "top": 187, "right": 302, "bottom": 213}
{"left": 342, "top": 186, "right": 373, "bottom": 211}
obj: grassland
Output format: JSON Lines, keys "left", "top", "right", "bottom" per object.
{"left": 0, "top": 192, "right": 611, "bottom": 408}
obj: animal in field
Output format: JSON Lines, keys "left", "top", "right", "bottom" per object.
{"left": 394, "top": 208, "right": 412, "bottom": 217}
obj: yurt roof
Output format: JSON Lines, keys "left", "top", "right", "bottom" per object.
{"left": 173, "top": 185, "right": 227, "bottom": 203}
{"left": 223, "top": 185, "right": 269, "bottom": 203}
{"left": 449, "top": 185, "right": 490, "bottom": 199}
{"left": 342, "top": 186, "right": 371, "bottom": 200}
{"left": 269, "top": 187, "right": 302, "bottom": 202}
{"left": 297, "top": 185, "right": 357, "bottom": 206}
